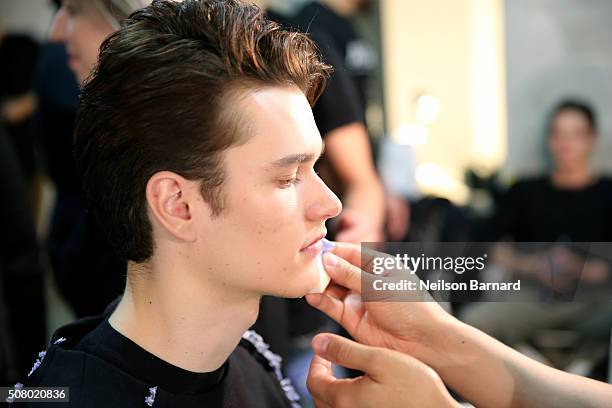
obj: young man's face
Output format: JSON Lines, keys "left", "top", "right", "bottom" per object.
{"left": 549, "top": 109, "right": 595, "bottom": 171}
{"left": 193, "top": 86, "right": 342, "bottom": 298}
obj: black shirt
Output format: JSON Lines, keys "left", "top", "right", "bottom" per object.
{"left": 11, "top": 306, "right": 301, "bottom": 407}
{"left": 489, "top": 176, "right": 612, "bottom": 242}
{"left": 0, "top": 34, "right": 40, "bottom": 179}
{"left": 268, "top": 8, "right": 364, "bottom": 137}
{"left": 294, "top": 2, "right": 377, "bottom": 113}
{"left": 0, "top": 35, "right": 39, "bottom": 98}
{"left": 308, "top": 29, "right": 364, "bottom": 137}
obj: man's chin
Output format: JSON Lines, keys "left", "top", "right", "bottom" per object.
{"left": 276, "top": 283, "right": 318, "bottom": 299}
{"left": 272, "top": 275, "right": 320, "bottom": 299}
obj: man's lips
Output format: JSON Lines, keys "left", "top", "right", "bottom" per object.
{"left": 68, "top": 54, "right": 79, "bottom": 67}
{"left": 300, "top": 232, "right": 326, "bottom": 252}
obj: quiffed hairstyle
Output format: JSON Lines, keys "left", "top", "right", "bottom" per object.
{"left": 75, "top": 0, "right": 331, "bottom": 262}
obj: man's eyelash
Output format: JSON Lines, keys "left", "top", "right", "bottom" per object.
{"left": 278, "top": 165, "right": 319, "bottom": 188}
{"left": 279, "top": 177, "right": 300, "bottom": 188}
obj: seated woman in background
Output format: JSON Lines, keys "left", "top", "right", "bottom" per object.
{"left": 491, "top": 100, "right": 612, "bottom": 243}
{"left": 462, "top": 100, "right": 612, "bottom": 354}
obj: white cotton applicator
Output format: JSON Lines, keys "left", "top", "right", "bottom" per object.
{"left": 308, "top": 238, "right": 335, "bottom": 294}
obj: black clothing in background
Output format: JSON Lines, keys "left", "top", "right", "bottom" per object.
{"left": 294, "top": 1, "right": 377, "bottom": 113}
{"left": 0, "top": 125, "right": 46, "bottom": 385}
{"left": 13, "top": 303, "right": 299, "bottom": 408}
{"left": 0, "top": 34, "right": 39, "bottom": 180}
{"left": 35, "top": 43, "right": 80, "bottom": 195}
{"left": 295, "top": 2, "right": 357, "bottom": 63}
{"left": 487, "top": 176, "right": 612, "bottom": 242}
{"left": 51, "top": 208, "right": 127, "bottom": 317}
{"left": 405, "top": 197, "right": 474, "bottom": 243}
{"left": 0, "top": 35, "right": 39, "bottom": 97}
{"left": 268, "top": 9, "right": 364, "bottom": 137}
{"left": 309, "top": 30, "right": 364, "bottom": 137}
{"left": 266, "top": 9, "right": 294, "bottom": 30}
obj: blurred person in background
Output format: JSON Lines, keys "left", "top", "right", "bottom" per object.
{"left": 50, "top": 0, "right": 151, "bottom": 83}
{"left": 485, "top": 100, "right": 612, "bottom": 243}
{"left": 294, "top": 0, "right": 378, "bottom": 119}
{"left": 41, "top": 0, "right": 151, "bottom": 318}
{"left": 461, "top": 100, "right": 612, "bottom": 378}
{"left": 36, "top": 1, "right": 80, "bottom": 205}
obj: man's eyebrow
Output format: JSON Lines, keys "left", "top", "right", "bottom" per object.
{"left": 269, "top": 141, "right": 326, "bottom": 168}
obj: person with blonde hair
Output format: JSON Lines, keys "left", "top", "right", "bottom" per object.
{"left": 44, "top": 0, "right": 152, "bottom": 318}
{"left": 50, "top": 0, "right": 151, "bottom": 83}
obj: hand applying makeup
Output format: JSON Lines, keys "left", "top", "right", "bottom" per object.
{"left": 304, "top": 242, "right": 450, "bottom": 358}
{"left": 304, "top": 244, "right": 459, "bottom": 408}
{"left": 306, "top": 242, "right": 612, "bottom": 408}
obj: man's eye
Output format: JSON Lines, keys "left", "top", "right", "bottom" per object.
{"left": 278, "top": 177, "right": 300, "bottom": 188}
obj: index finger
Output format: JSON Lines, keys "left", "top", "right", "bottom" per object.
{"left": 307, "top": 354, "right": 357, "bottom": 407}
{"left": 330, "top": 241, "right": 382, "bottom": 274}
{"left": 306, "top": 354, "right": 337, "bottom": 405}
{"left": 323, "top": 252, "right": 362, "bottom": 293}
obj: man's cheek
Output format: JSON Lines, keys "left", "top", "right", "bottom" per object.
{"left": 253, "top": 207, "right": 296, "bottom": 235}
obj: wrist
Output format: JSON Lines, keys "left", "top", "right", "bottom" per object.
{"left": 409, "top": 313, "right": 468, "bottom": 370}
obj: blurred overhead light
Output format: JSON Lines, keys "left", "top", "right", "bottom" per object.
{"left": 392, "top": 123, "right": 428, "bottom": 145}
{"left": 416, "top": 94, "right": 440, "bottom": 124}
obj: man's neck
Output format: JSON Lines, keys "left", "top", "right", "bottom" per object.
{"left": 551, "top": 165, "right": 594, "bottom": 189}
{"left": 109, "top": 260, "right": 261, "bottom": 373}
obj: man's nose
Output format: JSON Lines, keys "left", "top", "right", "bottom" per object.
{"left": 306, "top": 178, "right": 342, "bottom": 222}
{"left": 48, "top": 8, "right": 68, "bottom": 43}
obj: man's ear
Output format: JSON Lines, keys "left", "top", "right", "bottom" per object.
{"left": 146, "top": 171, "right": 197, "bottom": 243}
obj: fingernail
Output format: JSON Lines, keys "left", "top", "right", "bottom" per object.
{"left": 324, "top": 252, "right": 338, "bottom": 267}
{"left": 321, "top": 238, "right": 335, "bottom": 252}
{"left": 312, "top": 335, "right": 330, "bottom": 354}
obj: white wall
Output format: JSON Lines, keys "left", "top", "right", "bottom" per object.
{"left": 504, "top": 0, "right": 612, "bottom": 177}
{"left": 380, "top": 0, "right": 506, "bottom": 203}
{"left": 0, "top": 0, "right": 56, "bottom": 41}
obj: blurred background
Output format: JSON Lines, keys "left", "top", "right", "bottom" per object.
{"left": 1, "top": 0, "right": 610, "bottom": 403}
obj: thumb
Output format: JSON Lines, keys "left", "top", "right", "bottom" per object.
{"left": 312, "top": 333, "right": 385, "bottom": 377}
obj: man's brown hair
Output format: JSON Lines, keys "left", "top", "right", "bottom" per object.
{"left": 75, "top": 0, "right": 331, "bottom": 262}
